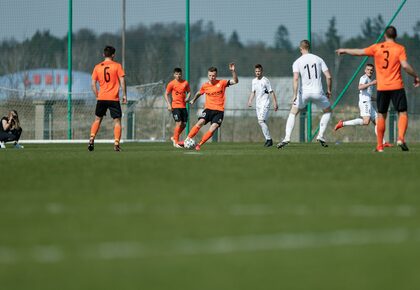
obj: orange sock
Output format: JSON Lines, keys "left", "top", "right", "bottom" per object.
{"left": 90, "top": 120, "right": 101, "bottom": 139}
{"left": 397, "top": 114, "right": 408, "bottom": 142}
{"left": 376, "top": 117, "right": 385, "bottom": 148}
{"left": 199, "top": 130, "right": 213, "bottom": 145}
{"left": 188, "top": 125, "right": 200, "bottom": 138}
{"left": 173, "top": 126, "right": 182, "bottom": 143}
{"left": 114, "top": 123, "right": 122, "bottom": 144}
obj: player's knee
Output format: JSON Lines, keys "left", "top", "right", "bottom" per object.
{"left": 258, "top": 119, "right": 265, "bottom": 124}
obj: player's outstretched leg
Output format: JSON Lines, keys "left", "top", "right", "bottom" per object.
{"left": 334, "top": 118, "right": 363, "bottom": 131}
{"left": 196, "top": 124, "right": 218, "bottom": 151}
{"left": 89, "top": 118, "right": 102, "bottom": 151}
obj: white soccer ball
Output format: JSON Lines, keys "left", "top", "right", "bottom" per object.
{"left": 184, "top": 138, "right": 196, "bottom": 149}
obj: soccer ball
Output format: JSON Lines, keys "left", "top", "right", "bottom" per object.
{"left": 184, "top": 138, "right": 196, "bottom": 149}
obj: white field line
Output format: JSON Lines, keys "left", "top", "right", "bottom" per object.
{"left": 1, "top": 227, "right": 420, "bottom": 264}
{"left": 1, "top": 203, "right": 417, "bottom": 218}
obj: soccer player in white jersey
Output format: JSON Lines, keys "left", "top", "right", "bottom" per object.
{"left": 277, "top": 40, "right": 332, "bottom": 148}
{"left": 333, "top": 64, "right": 392, "bottom": 147}
{"left": 247, "top": 64, "right": 278, "bottom": 147}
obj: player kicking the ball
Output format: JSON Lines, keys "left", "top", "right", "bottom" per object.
{"left": 184, "top": 63, "right": 238, "bottom": 151}
{"left": 247, "top": 64, "right": 278, "bottom": 147}
{"left": 334, "top": 64, "right": 392, "bottom": 147}
{"left": 277, "top": 40, "right": 333, "bottom": 149}
{"left": 164, "top": 67, "right": 191, "bottom": 148}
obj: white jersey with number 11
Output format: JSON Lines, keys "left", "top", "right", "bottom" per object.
{"left": 292, "top": 53, "right": 328, "bottom": 95}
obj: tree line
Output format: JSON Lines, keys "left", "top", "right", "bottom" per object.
{"left": 1, "top": 15, "right": 420, "bottom": 109}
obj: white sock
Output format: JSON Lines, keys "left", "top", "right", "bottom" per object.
{"left": 343, "top": 118, "right": 364, "bottom": 126}
{"left": 258, "top": 119, "right": 271, "bottom": 140}
{"left": 284, "top": 113, "right": 296, "bottom": 142}
{"left": 318, "top": 112, "right": 331, "bottom": 139}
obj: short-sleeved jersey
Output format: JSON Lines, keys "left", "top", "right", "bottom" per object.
{"left": 165, "top": 79, "right": 190, "bottom": 109}
{"left": 359, "top": 74, "right": 374, "bottom": 102}
{"left": 92, "top": 60, "right": 125, "bottom": 101}
{"left": 364, "top": 42, "right": 407, "bottom": 91}
{"left": 0, "top": 117, "right": 9, "bottom": 132}
{"left": 292, "top": 53, "right": 328, "bottom": 95}
{"left": 199, "top": 79, "right": 230, "bottom": 111}
{"left": 252, "top": 76, "right": 273, "bottom": 107}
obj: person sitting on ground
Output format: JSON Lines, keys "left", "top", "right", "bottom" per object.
{"left": 0, "top": 110, "right": 24, "bottom": 149}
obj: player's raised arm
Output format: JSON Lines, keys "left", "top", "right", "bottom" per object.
{"left": 336, "top": 48, "right": 366, "bottom": 56}
{"left": 229, "top": 63, "right": 238, "bottom": 85}
{"left": 323, "top": 69, "right": 332, "bottom": 98}
{"left": 401, "top": 60, "right": 420, "bottom": 87}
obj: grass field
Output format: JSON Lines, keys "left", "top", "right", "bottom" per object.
{"left": 1, "top": 142, "right": 420, "bottom": 290}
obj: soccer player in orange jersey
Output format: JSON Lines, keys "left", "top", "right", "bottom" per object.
{"left": 89, "top": 46, "right": 127, "bottom": 152}
{"left": 164, "top": 67, "right": 191, "bottom": 148}
{"left": 336, "top": 26, "right": 420, "bottom": 152}
{"left": 185, "top": 63, "right": 238, "bottom": 151}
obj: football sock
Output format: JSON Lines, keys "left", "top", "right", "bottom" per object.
{"left": 199, "top": 130, "right": 213, "bottom": 145}
{"left": 284, "top": 113, "right": 296, "bottom": 142}
{"left": 374, "top": 125, "right": 387, "bottom": 144}
{"left": 114, "top": 123, "right": 122, "bottom": 145}
{"left": 90, "top": 120, "right": 101, "bottom": 139}
{"left": 376, "top": 117, "right": 385, "bottom": 148}
{"left": 188, "top": 125, "right": 200, "bottom": 138}
{"left": 397, "top": 114, "right": 408, "bottom": 142}
{"left": 318, "top": 112, "right": 331, "bottom": 139}
{"left": 173, "top": 125, "right": 182, "bottom": 143}
{"left": 258, "top": 119, "right": 271, "bottom": 140}
{"left": 343, "top": 118, "right": 363, "bottom": 126}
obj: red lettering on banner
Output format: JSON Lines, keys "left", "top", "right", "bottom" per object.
{"left": 64, "top": 75, "right": 68, "bottom": 85}
{"left": 56, "top": 74, "right": 61, "bottom": 85}
{"left": 45, "top": 74, "right": 53, "bottom": 85}
{"left": 33, "top": 74, "right": 41, "bottom": 85}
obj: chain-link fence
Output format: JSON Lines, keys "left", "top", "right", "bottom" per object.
{"left": 0, "top": 0, "right": 419, "bottom": 142}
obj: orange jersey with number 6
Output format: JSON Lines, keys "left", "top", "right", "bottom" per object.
{"left": 92, "top": 60, "right": 125, "bottom": 101}
{"left": 364, "top": 42, "right": 407, "bottom": 91}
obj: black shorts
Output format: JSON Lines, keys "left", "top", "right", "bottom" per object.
{"left": 198, "top": 109, "right": 224, "bottom": 126}
{"left": 377, "top": 89, "right": 407, "bottom": 113}
{"left": 95, "top": 100, "right": 122, "bottom": 119}
{"left": 172, "top": 108, "right": 188, "bottom": 123}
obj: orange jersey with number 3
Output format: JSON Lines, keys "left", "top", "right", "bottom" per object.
{"left": 166, "top": 79, "right": 190, "bottom": 108}
{"left": 364, "top": 42, "right": 407, "bottom": 91}
{"left": 92, "top": 60, "right": 125, "bottom": 101}
{"left": 199, "top": 79, "right": 229, "bottom": 111}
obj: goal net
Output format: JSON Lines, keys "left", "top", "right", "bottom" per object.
{"left": 0, "top": 72, "right": 166, "bottom": 142}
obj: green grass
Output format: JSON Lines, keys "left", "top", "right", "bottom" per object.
{"left": 1, "top": 142, "right": 420, "bottom": 290}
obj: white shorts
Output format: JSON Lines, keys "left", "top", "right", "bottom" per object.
{"left": 293, "top": 93, "right": 330, "bottom": 110}
{"left": 256, "top": 104, "right": 270, "bottom": 121}
{"left": 359, "top": 100, "right": 377, "bottom": 120}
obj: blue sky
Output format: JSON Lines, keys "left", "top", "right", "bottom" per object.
{"left": 0, "top": 0, "right": 419, "bottom": 46}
